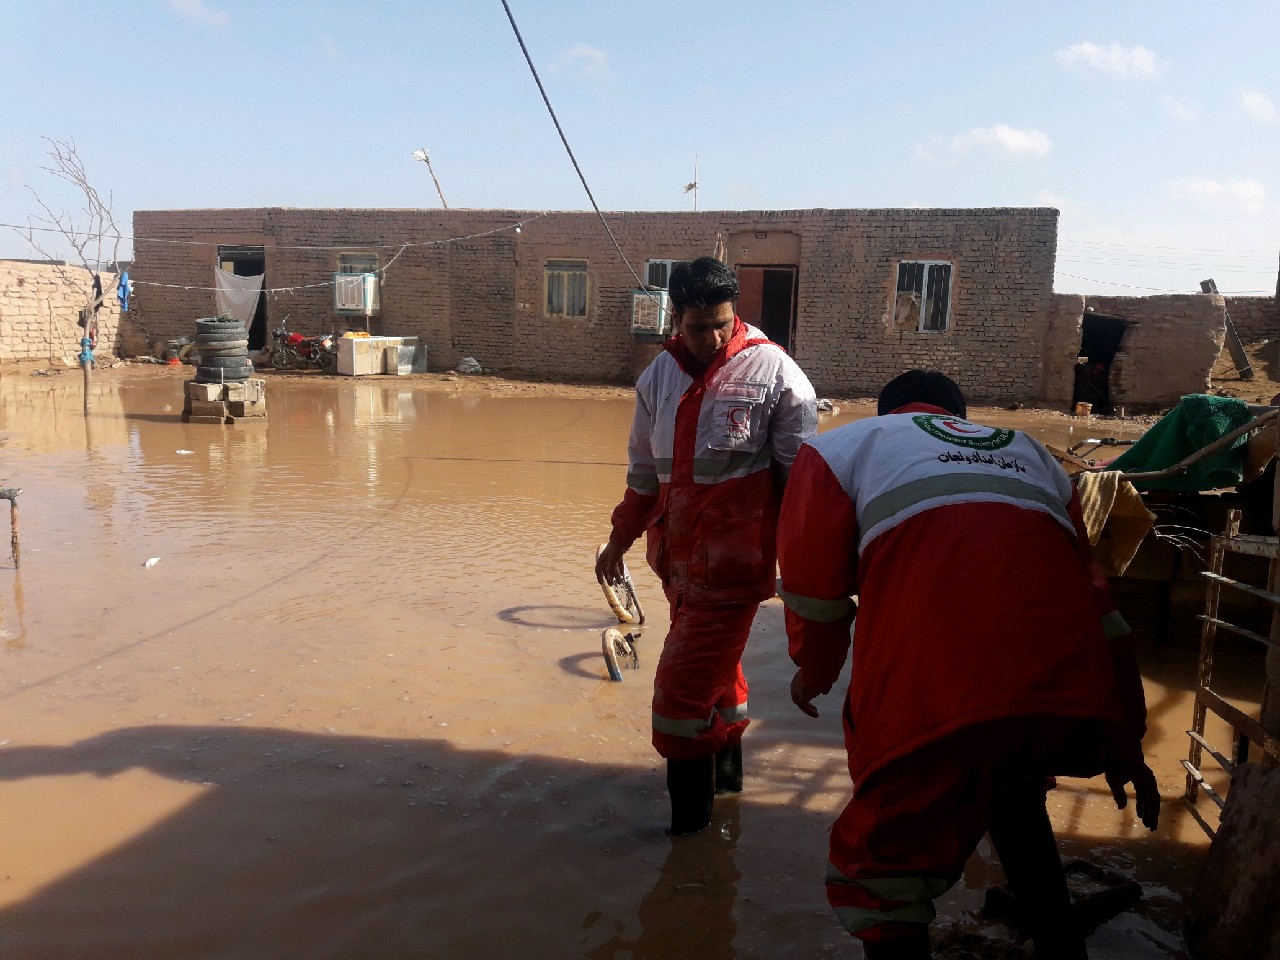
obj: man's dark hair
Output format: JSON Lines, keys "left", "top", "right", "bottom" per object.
{"left": 667, "top": 257, "right": 739, "bottom": 313}
{"left": 877, "top": 370, "right": 967, "bottom": 418}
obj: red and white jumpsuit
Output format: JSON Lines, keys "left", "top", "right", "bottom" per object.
{"left": 776, "top": 403, "right": 1148, "bottom": 944}
{"left": 609, "top": 319, "right": 816, "bottom": 760}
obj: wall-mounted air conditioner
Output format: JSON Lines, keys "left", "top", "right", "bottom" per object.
{"left": 631, "top": 289, "right": 670, "bottom": 336}
{"left": 334, "top": 272, "right": 380, "bottom": 314}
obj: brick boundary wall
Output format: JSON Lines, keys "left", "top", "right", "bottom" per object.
{"left": 132, "top": 206, "right": 1060, "bottom": 402}
{"left": 0, "top": 260, "right": 126, "bottom": 363}
{"left": 1225, "top": 295, "right": 1280, "bottom": 345}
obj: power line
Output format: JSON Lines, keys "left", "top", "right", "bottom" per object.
{"left": 498, "top": 0, "right": 649, "bottom": 293}
{"left": 2, "top": 212, "right": 549, "bottom": 252}
{"left": 1054, "top": 270, "right": 1271, "bottom": 295}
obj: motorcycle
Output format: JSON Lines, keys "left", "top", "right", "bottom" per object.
{"left": 270, "top": 324, "right": 339, "bottom": 373}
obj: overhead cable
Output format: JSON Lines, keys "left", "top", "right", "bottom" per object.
{"left": 498, "top": 0, "right": 650, "bottom": 293}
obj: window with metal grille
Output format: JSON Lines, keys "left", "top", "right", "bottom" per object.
{"left": 338, "top": 253, "right": 378, "bottom": 275}
{"left": 893, "top": 261, "right": 952, "bottom": 332}
{"left": 645, "top": 259, "right": 690, "bottom": 290}
{"left": 546, "top": 259, "right": 589, "bottom": 317}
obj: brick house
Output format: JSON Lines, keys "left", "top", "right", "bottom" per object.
{"left": 125, "top": 206, "right": 1277, "bottom": 405}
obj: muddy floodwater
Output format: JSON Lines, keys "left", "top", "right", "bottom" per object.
{"left": 0, "top": 365, "right": 1254, "bottom": 958}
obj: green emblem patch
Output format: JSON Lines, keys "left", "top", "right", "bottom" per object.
{"left": 912, "top": 414, "right": 1015, "bottom": 451}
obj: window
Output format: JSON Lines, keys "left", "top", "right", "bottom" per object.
{"left": 893, "top": 261, "right": 952, "bottom": 332}
{"left": 644, "top": 259, "right": 690, "bottom": 290}
{"left": 545, "top": 259, "right": 588, "bottom": 317}
{"left": 335, "top": 252, "right": 380, "bottom": 314}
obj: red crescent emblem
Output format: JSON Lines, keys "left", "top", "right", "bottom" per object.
{"left": 941, "top": 419, "right": 981, "bottom": 434}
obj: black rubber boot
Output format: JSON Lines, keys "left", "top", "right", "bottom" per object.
{"left": 861, "top": 925, "right": 932, "bottom": 959}
{"left": 714, "top": 740, "right": 743, "bottom": 794}
{"left": 987, "top": 776, "right": 1087, "bottom": 960}
{"left": 666, "top": 755, "right": 715, "bottom": 836}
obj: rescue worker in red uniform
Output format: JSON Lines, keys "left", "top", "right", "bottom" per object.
{"left": 776, "top": 370, "right": 1159, "bottom": 959}
{"left": 596, "top": 256, "right": 817, "bottom": 836}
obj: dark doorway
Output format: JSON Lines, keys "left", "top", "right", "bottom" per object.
{"left": 217, "top": 245, "right": 268, "bottom": 350}
{"left": 1073, "top": 314, "right": 1130, "bottom": 415}
{"left": 736, "top": 265, "right": 797, "bottom": 351}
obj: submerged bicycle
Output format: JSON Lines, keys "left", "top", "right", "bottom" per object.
{"left": 595, "top": 543, "right": 645, "bottom": 682}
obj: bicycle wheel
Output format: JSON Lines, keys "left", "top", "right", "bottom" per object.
{"left": 595, "top": 543, "right": 643, "bottom": 624}
{"left": 601, "top": 628, "right": 638, "bottom": 682}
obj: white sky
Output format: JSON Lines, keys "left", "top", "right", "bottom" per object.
{"left": 2, "top": 0, "right": 1277, "bottom": 296}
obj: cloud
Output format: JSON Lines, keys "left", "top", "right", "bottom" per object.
{"left": 317, "top": 34, "right": 339, "bottom": 59}
{"left": 1240, "top": 89, "right": 1277, "bottom": 124}
{"left": 949, "top": 124, "right": 1051, "bottom": 158}
{"left": 168, "top": 0, "right": 230, "bottom": 28}
{"left": 552, "top": 43, "right": 614, "bottom": 81}
{"left": 1055, "top": 41, "right": 1159, "bottom": 80}
{"left": 1165, "top": 177, "right": 1267, "bottom": 215}
{"left": 1159, "top": 95, "right": 1197, "bottom": 121}
{"left": 6, "top": 167, "right": 24, "bottom": 190}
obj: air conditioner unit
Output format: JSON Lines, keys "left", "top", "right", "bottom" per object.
{"left": 631, "top": 289, "right": 670, "bottom": 335}
{"left": 333, "top": 272, "right": 380, "bottom": 314}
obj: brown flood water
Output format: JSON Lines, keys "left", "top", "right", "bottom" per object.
{"left": 0, "top": 366, "right": 1253, "bottom": 958}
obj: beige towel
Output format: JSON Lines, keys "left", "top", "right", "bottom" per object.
{"left": 1074, "top": 471, "right": 1155, "bottom": 577}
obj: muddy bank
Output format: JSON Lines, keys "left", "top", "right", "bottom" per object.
{"left": 0, "top": 364, "right": 1236, "bottom": 958}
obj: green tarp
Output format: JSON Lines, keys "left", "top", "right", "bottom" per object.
{"left": 1110, "top": 394, "right": 1254, "bottom": 491}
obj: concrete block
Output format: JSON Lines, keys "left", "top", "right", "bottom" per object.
{"left": 189, "top": 399, "right": 227, "bottom": 418}
{"left": 245, "top": 379, "right": 265, "bottom": 402}
{"left": 227, "top": 399, "right": 267, "bottom": 418}
{"left": 223, "top": 382, "right": 247, "bottom": 401}
{"left": 185, "top": 381, "right": 222, "bottom": 401}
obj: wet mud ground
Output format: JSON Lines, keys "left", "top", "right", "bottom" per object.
{"left": 0, "top": 363, "right": 1261, "bottom": 959}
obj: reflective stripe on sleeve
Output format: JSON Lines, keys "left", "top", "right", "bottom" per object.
{"left": 626, "top": 470, "right": 660, "bottom": 495}
{"left": 777, "top": 583, "right": 856, "bottom": 624}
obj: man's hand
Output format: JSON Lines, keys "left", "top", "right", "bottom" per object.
{"left": 1105, "top": 761, "right": 1160, "bottom": 831}
{"left": 595, "top": 539, "right": 627, "bottom": 585}
{"left": 790, "top": 670, "right": 822, "bottom": 718}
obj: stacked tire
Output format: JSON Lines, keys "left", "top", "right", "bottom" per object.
{"left": 193, "top": 317, "right": 253, "bottom": 384}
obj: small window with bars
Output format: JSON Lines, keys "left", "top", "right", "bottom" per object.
{"left": 893, "top": 261, "right": 952, "bottom": 332}
{"left": 645, "top": 259, "right": 690, "bottom": 290}
{"left": 546, "top": 259, "right": 589, "bottom": 318}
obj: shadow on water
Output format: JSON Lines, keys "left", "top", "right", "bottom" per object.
{"left": 0, "top": 722, "right": 1200, "bottom": 960}
{"left": 0, "top": 725, "right": 759, "bottom": 960}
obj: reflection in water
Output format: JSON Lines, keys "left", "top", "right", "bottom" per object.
{"left": 2, "top": 571, "right": 26, "bottom": 649}
{"left": 634, "top": 806, "right": 741, "bottom": 960}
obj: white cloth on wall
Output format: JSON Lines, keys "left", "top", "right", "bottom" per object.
{"left": 213, "top": 268, "right": 264, "bottom": 325}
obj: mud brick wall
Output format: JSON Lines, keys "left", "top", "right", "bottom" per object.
{"left": 0, "top": 260, "right": 127, "bottom": 363}
{"left": 1225, "top": 295, "right": 1280, "bottom": 344}
{"left": 133, "top": 207, "right": 1058, "bottom": 398}
{"left": 1041, "top": 294, "right": 1087, "bottom": 405}
{"left": 1081, "top": 294, "right": 1226, "bottom": 409}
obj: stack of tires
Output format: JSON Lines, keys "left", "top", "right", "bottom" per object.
{"left": 193, "top": 316, "right": 253, "bottom": 384}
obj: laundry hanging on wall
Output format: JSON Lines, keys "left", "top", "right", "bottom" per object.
{"left": 213, "top": 267, "right": 264, "bottom": 326}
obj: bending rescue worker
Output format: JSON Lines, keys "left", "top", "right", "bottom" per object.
{"left": 777, "top": 370, "right": 1159, "bottom": 960}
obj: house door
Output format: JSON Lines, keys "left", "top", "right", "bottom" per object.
{"left": 217, "top": 244, "right": 268, "bottom": 350}
{"left": 736, "top": 265, "right": 797, "bottom": 351}
{"left": 1073, "top": 314, "right": 1131, "bottom": 415}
